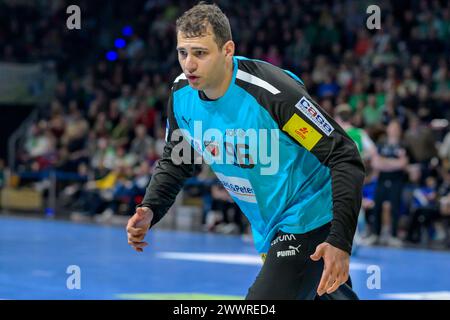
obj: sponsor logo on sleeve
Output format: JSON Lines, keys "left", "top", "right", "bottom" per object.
{"left": 295, "top": 96, "right": 334, "bottom": 136}
{"left": 282, "top": 114, "right": 322, "bottom": 151}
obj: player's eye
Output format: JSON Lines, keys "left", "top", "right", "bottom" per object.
{"left": 178, "top": 50, "right": 187, "bottom": 58}
{"left": 195, "top": 51, "right": 206, "bottom": 57}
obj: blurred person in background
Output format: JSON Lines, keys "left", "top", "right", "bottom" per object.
{"left": 404, "top": 115, "right": 438, "bottom": 179}
{"left": 362, "top": 94, "right": 384, "bottom": 128}
{"left": 405, "top": 166, "right": 450, "bottom": 248}
{"left": 205, "top": 180, "right": 245, "bottom": 235}
{"left": 368, "top": 119, "right": 409, "bottom": 246}
{"left": 335, "top": 103, "right": 377, "bottom": 161}
{"left": 130, "top": 124, "right": 155, "bottom": 162}
{"left": 70, "top": 165, "right": 120, "bottom": 221}
{"left": 439, "top": 130, "right": 450, "bottom": 171}
{"left": 23, "top": 121, "right": 56, "bottom": 171}
{"left": 334, "top": 103, "right": 377, "bottom": 246}
{"left": 405, "top": 172, "right": 439, "bottom": 246}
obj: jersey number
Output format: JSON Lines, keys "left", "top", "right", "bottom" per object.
{"left": 224, "top": 142, "right": 255, "bottom": 169}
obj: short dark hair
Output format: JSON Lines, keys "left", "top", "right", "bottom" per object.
{"left": 176, "top": 2, "right": 232, "bottom": 48}
{"left": 338, "top": 110, "right": 352, "bottom": 122}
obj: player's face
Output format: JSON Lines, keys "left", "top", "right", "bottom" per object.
{"left": 176, "top": 30, "right": 228, "bottom": 91}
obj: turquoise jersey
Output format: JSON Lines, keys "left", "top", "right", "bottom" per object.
{"left": 141, "top": 56, "right": 365, "bottom": 254}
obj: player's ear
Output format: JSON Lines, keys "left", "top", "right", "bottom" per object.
{"left": 223, "top": 40, "right": 235, "bottom": 58}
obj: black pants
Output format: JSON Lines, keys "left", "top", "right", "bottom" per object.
{"left": 373, "top": 178, "right": 404, "bottom": 237}
{"left": 245, "top": 223, "right": 358, "bottom": 300}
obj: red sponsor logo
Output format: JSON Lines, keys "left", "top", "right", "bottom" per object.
{"left": 294, "top": 127, "right": 309, "bottom": 139}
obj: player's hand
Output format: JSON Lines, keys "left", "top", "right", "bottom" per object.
{"left": 310, "top": 242, "right": 350, "bottom": 296}
{"left": 126, "top": 207, "right": 153, "bottom": 253}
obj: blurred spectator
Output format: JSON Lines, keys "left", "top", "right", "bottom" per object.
{"left": 23, "top": 121, "right": 57, "bottom": 171}
{"left": 369, "top": 120, "right": 409, "bottom": 246}
{"left": 70, "top": 167, "right": 120, "bottom": 221}
{"left": 405, "top": 168, "right": 450, "bottom": 247}
{"left": 405, "top": 172, "right": 438, "bottom": 244}
{"left": 60, "top": 107, "right": 89, "bottom": 172}
{"left": 354, "top": 30, "right": 372, "bottom": 57}
{"left": 118, "top": 85, "right": 137, "bottom": 113}
{"left": 90, "top": 137, "right": 116, "bottom": 170}
{"left": 114, "top": 146, "right": 137, "bottom": 169}
{"left": 404, "top": 115, "right": 438, "bottom": 175}
{"left": 439, "top": 131, "right": 450, "bottom": 171}
{"left": 205, "top": 180, "right": 246, "bottom": 235}
{"left": 135, "top": 100, "right": 157, "bottom": 135}
{"left": 262, "top": 45, "right": 282, "bottom": 67}
{"left": 130, "top": 124, "right": 155, "bottom": 161}
{"left": 317, "top": 74, "right": 340, "bottom": 98}
{"left": 111, "top": 117, "right": 132, "bottom": 147}
{"left": 363, "top": 94, "right": 384, "bottom": 128}
{"left": 335, "top": 103, "right": 377, "bottom": 160}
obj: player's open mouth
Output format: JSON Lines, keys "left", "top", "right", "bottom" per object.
{"left": 187, "top": 75, "right": 200, "bottom": 82}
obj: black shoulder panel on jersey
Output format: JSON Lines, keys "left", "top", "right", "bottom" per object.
{"left": 172, "top": 73, "right": 190, "bottom": 92}
{"left": 235, "top": 58, "right": 365, "bottom": 255}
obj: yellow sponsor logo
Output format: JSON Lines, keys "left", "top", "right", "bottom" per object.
{"left": 282, "top": 113, "right": 322, "bottom": 150}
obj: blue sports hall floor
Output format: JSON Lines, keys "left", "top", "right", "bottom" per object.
{"left": 1, "top": 215, "right": 450, "bottom": 300}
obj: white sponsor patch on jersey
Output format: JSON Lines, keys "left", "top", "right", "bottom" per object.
{"left": 215, "top": 173, "right": 257, "bottom": 203}
{"left": 295, "top": 96, "right": 334, "bottom": 136}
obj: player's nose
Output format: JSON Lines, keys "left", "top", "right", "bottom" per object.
{"left": 185, "top": 55, "right": 197, "bottom": 73}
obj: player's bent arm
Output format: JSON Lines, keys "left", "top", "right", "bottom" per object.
{"left": 138, "top": 142, "right": 195, "bottom": 228}
{"left": 240, "top": 61, "right": 365, "bottom": 255}
{"left": 137, "top": 92, "right": 197, "bottom": 228}
{"left": 278, "top": 93, "right": 365, "bottom": 254}
{"left": 278, "top": 91, "right": 365, "bottom": 255}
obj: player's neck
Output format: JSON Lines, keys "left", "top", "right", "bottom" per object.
{"left": 202, "top": 60, "right": 234, "bottom": 100}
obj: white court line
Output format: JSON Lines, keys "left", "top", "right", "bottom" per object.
{"left": 382, "top": 291, "right": 450, "bottom": 300}
{"left": 156, "top": 252, "right": 370, "bottom": 270}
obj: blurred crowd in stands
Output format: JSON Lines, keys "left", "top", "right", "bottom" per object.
{"left": 1, "top": 0, "right": 450, "bottom": 248}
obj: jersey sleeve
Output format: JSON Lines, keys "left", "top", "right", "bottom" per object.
{"left": 277, "top": 85, "right": 365, "bottom": 254}
{"left": 236, "top": 60, "right": 366, "bottom": 254}
{"left": 138, "top": 90, "right": 197, "bottom": 228}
